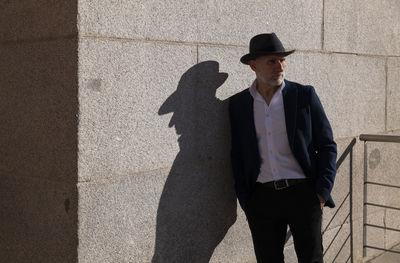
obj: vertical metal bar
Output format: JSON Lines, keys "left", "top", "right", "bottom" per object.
{"left": 350, "top": 147, "right": 354, "bottom": 263}
{"left": 363, "top": 141, "right": 368, "bottom": 257}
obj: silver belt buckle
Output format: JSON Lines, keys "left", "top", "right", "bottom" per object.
{"left": 274, "top": 179, "right": 289, "bottom": 190}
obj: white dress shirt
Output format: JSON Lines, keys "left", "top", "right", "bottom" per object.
{"left": 249, "top": 80, "right": 306, "bottom": 183}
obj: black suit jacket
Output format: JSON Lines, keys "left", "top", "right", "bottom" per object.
{"left": 229, "top": 80, "right": 337, "bottom": 210}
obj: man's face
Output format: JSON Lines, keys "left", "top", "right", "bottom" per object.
{"left": 249, "top": 55, "right": 286, "bottom": 88}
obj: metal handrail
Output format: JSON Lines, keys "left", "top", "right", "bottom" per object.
{"left": 359, "top": 134, "right": 400, "bottom": 143}
{"left": 322, "top": 192, "right": 349, "bottom": 235}
{"left": 360, "top": 134, "right": 400, "bottom": 258}
{"left": 365, "top": 181, "right": 400, "bottom": 189}
{"left": 323, "top": 137, "right": 356, "bottom": 262}
{"left": 336, "top": 138, "right": 357, "bottom": 169}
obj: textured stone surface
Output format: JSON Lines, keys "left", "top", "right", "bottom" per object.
{"left": 283, "top": 243, "right": 298, "bottom": 263}
{"left": 0, "top": 175, "right": 77, "bottom": 263}
{"left": 285, "top": 52, "right": 386, "bottom": 138}
{"left": 78, "top": 0, "right": 322, "bottom": 49}
{"left": 1, "top": 3, "right": 79, "bottom": 262}
{"left": 369, "top": 244, "right": 400, "bottom": 263}
{"left": 387, "top": 58, "right": 400, "bottom": 131}
{"left": 322, "top": 223, "right": 352, "bottom": 263}
{"left": 385, "top": 210, "right": 400, "bottom": 249}
{"left": 362, "top": 139, "right": 400, "bottom": 259}
{"left": 324, "top": 0, "right": 400, "bottom": 55}
{"left": 77, "top": 171, "right": 165, "bottom": 263}
{"left": 78, "top": 163, "right": 236, "bottom": 263}
{"left": 0, "top": 39, "right": 78, "bottom": 183}
{"left": 0, "top": 1, "right": 77, "bottom": 41}
{"left": 366, "top": 141, "right": 400, "bottom": 190}
{"left": 209, "top": 209, "right": 254, "bottom": 263}
{"left": 78, "top": 39, "right": 197, "bottom": 181}
{"left": 366, "top": 184, "right": 400, "bottom": 209}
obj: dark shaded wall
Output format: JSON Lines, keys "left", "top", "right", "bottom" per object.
{"left": 0, "top": 2, "right": 78, "bottom": 262}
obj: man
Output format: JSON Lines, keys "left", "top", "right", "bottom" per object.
{"left": 229, "top": 33, "right": 337, "bottom": 263}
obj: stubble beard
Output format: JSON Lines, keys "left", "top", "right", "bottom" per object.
{"left": 263, "top": 74, "right": 284, "bottom": 88}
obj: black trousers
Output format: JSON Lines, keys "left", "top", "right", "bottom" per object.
{"left": 245, "top": 181, "right": 323, "bottom": 263}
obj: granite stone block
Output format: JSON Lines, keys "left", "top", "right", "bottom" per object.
{"left": 0, "top": 175, "right": 77, "bottom": 263}
{"left": 387, "top": 58, "right": 400, "bottom": 131}
{"left": 366, "top": 183, "right": 400, "bottom": 209}
{"left": 0, "top": 39, "right": 78, "bottom": 183}
{"left": 368, "top": 245, "right": 400, "bottom": 263}
{"left": 366, "top": 141, "right": 400, "bottom": 187}
{"left": 385, "top": 210, "right": 400, "bottom": 249}
{"left": 78, "top": 161, "right": 237, "bottom": 262}
{"left": 78, "top": 0, "right": 322, "bottom": 49}
{"left": 0, "top": 1, "right": 77, "bottom": 41}
{"left": 209, "top": 208, "right": 254, "bottom": 263}
{"left": 283, "top": 244, "right": 298, "bottom": 263}
{"left": 322, "top": 223, "right": 352, "bottom": 263}
{"left": 324, "top": 0, "right": 400, "bottom": 55}
{"left": 285, "top": 52, "right": 386, "bottom": 138}
{"left": 78, "top": 39, "right": 197, "bottom": 181}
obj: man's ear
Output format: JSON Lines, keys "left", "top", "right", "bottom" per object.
{"left": 249, "top": 60, "right": 257, "bottom": 72}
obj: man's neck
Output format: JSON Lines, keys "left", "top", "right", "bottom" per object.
{"left": 256, "top": 80, "right": 281, "bottom": 105}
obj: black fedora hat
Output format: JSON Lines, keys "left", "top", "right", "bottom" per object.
{"left": 240, "top": 33, "right": 295, "bottom": 64}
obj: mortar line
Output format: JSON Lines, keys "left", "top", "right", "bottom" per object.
{"left": 77, "top": 167, "right": 171, "bottom": 185}
{"left": 385, "top": 58, "right": 388, "bottom": 131}
{"left": 0, "top": 173, "right": 78, "bottom": 186}
{"left": 2, "top": 33, "right": 400, "bottom": 60}
{"left": 78, "top": 34, "right": 400, "bottom": 58}
{"left": 384, "top": 209, "right": 387, "bottom": 247}
{"left": 321, "top": 0, "right": 325, "bottom": 50}
{"left": 196, "top": 45, "right": 199, "bottom": 63}
{"left": 0, "top": 34, "right": 77, "bottom": 45}
{"left": 77, "top": 158, "right": 229, "bottom": 185}
{"left": 386, "top": 128, "right": 400, "bottom": 133}
{"left": 79, "top": 34, "right": 246, "bottom": 49}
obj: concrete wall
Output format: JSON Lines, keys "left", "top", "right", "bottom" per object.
{"left": 1, "top": 0, "right": 399, "bottom": 262}
{"left": 0, "top": 1, "right": 78, "bottom": 263}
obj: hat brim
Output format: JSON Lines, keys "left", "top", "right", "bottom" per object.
{"left": 240, "top": 50, "right": 295, "bottom": 65}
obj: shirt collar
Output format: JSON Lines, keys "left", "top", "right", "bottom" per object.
{"left": 249, "top": 79, "right": 286, "bottom": 101}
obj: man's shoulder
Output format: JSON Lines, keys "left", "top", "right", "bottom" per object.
{"left": 229, "top": 88, "right": 251, "bottom": 104}
{"left": 285, "top": 80, "right": 316, "bottom": 97}
{"left": 285, "top": 79, "right": 314, "bottom": 91}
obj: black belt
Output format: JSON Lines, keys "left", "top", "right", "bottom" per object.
{"left": 256, "top": 178, "right": 310, "bottom": 190}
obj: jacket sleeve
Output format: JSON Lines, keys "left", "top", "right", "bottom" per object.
{"left": 309, "top": 86, "right": 337, "bottom": 203}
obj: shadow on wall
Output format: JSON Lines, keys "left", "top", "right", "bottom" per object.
{"left": 152, "top": 61, "right": 237, "bottom": 262}
{"left": 0, "top": 40, "right": 78, "bottom": 262}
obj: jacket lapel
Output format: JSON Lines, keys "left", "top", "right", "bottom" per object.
{"left": 243, "top": 90, "right": 257, "bottom": 135}
{"left": 282, "top": 81, "right": 297, "bottom": 150}
{"left": 243, "top": 90, "right": 260, "bottom": 155}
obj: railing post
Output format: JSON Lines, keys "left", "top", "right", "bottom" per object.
{"left": 363, "top": 141, "right": 368, "bottom": 258}
{"left": 350, "top": 147, "right": 354, "bottom": 263}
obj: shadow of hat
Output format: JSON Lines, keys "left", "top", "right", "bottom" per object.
{"left": 159, "top": 61, "right": 228, "bottom": 115}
